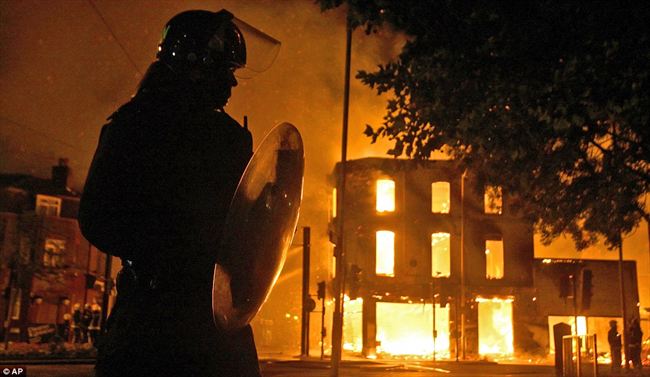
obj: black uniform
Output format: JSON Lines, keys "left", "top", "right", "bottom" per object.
{"left": 79, "top": 62, "right": 259, "bottom": 377}
{"left": 607, "top": 323, "right": 622, "bottom": 371}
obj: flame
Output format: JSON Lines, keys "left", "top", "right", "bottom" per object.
{"left": 485, "top": 240, "right": 504, "bottom": 279}
{"left": 343, "top": 296, "right": 363, "bottom": 353}
{"left": 376, "top": 302, "right": 450, "bottom": 358}
{"left": 431, "top": 182, "right": 450, "bottom": 213}
{"left": 431, "top": 232, "right": 451, "bottom": 277}
{"left": 477, "top": 297, "right": 514, "bottom": 356}
{"left": 376, "top": 179, "right": 395, "bottom": 212}
{"left": 376, "top": 231, "right": 395, "bottom": 276}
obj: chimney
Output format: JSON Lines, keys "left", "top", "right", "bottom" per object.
{"left": 52, "top": 158, "right": 70, "bottom": 192}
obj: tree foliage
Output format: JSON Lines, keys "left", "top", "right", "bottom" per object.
{"left": 319, "top": 1, "right": 649, "bottom": 249}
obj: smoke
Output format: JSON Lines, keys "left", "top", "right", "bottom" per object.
{"left": 0, "top": 0, "right": 406, "bottom": 354}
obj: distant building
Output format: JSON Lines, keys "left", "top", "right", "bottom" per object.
{"left": 0, "top": 159, "right": 111, "bottom": 343}
{"left": 328, "top": 158, "right": 639, "bottom": 359}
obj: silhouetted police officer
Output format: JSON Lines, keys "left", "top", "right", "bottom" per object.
{"left": 80, "top": 9, "right": 260, "bottom": 377}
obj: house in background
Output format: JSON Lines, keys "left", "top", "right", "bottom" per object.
{"left": 0, "top": 159, "right": 113, "bottom": 343}
{"left": 328, "top": 157, "right": 639, "bottom": 360}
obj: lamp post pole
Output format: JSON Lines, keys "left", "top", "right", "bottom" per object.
{"left": 459, "top": 170, "right": 467, "bottom": 360}
{"left": 330, "top": 17, "right": 353, "bottom": 377}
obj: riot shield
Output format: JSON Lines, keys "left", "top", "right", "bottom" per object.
{"left": 213, "top": 122, "right": 304, "bottom": 331}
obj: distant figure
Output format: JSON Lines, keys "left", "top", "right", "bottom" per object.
{"left": 62, "top": 313, "right": 72, "bottom": 342}
{"left": 607, "top": 320, "right": 622, "bottom": 372}
{"left": 72, "top": 303, "right": 83, "bottom": 343}
{"left": 88, "top": 304, "right": 101, "bottom": 346}
{"left": 628, "top": 318, "right": 643, "bottom": 370}
{"left": 81, "top": 304, "right": 93, "bottom": 343}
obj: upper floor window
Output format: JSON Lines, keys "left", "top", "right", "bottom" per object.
{"left": 484, "top": 186, "right": 503, "bottom": 214}
{"left": 375, "top": 230, "right": 395, "bottom": 277}
{"left": 376, "top": 179, "right": 395, "bottom": 213}
{"left": 485, "top": 238, "right": 504, "bottom": 279}
{"left": 431, "top": 232, "right": 451, "bottom": 277}
{"left": 44, "top": 238, "right": 66, "bottom": 268}
{"left": 331, "top": 188, "right": 337, "bottom": 218}
{"left": 431, "top": 182, "right": 450, "bottom": 213}
{"left": 36, "top": 194, "right": 61, "bottom": 217}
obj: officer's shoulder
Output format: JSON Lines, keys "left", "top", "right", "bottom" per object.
{"left": 212, "top": 111, "right": 250, "bottom": 135}
{"left": 212, "top": 111, "right": 242, "bottom": 127}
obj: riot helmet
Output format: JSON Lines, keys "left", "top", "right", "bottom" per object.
{"left": 157, "top": 9, "right": 246, "bottom": 72}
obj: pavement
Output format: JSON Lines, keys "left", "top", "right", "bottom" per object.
{"left": 0, "top": 357, "right": 648, "bottom": 377}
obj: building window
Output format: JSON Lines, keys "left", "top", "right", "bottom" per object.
{"left": 485, "top": 239, "right": 504, "bottom": 279}
{"left": 484, "top": 186, "right": 503, "bottom": 214}
{"left": 376, "top": 179, "right": 395, "bottom": 213}
{"left": 36, "top": 194, "right": 61, "bottom": 217}
{"left": 331, "top": 188, "right": 337, "bottom": 218}
{"left": 375, "top": 230, "right": 395, "bottom": 276}
{"left": 431, "top": 182, "right": 450, "bottom": 213}
{"left": 431, "top": 232, "right": 451, "bottom": 277}
{"left": 44, "top": 238, "right": 66, "bottom": 268}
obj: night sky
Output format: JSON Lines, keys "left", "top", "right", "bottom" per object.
{"left": 1, "top": 0, "right": 648, "bottom": 351}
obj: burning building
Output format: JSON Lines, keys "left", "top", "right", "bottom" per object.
{"left": 0, "top": 159, "right": 113, "bottom": 343}
{"left": 328, "top": 158, "right": 640, "bottom": 360}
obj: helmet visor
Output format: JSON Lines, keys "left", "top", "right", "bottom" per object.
{"left": 233, "top": 17, "right": 281, "bottom": 79}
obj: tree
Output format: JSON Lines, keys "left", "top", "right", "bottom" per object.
{"left": 320, "top": 1, "right": 649, "bottom": 249}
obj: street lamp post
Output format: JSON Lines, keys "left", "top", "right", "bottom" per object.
{"left": 330, "top": 17, "right": 353, "bottom": 377}
{"left": 459, "top": 170, "right": 467, "bottom": 360}
{"left": 432, "top": 271, "right": 441, "bottom": 363}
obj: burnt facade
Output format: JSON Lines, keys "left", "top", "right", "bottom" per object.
{"left": 0, "top": 160, "right": 111, "bottom": 343}
{"left": 329, "top": 158, "right": 639, "bottom": 359}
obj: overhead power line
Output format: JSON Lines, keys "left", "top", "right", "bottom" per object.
{"left": 86, "top": 0, "right": 144, "bottom": 78}
{"left": 0, "top": 114, "right": 93, "bottom": 154}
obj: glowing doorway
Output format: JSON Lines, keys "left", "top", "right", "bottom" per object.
{"left": 343, "top": 296, "right": 363, "bottom": 353}
{"left": 477, "top": 297, "right": 514, "bottom": 356}
{"left": 376, "top": 302, "right": 450, "bottom": 358}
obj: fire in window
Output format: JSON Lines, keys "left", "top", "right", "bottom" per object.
{"left": 484, "top": 185, "right": 503, "bottom": 214}
{"left": 376, "top": 179, "right": 395, "bottom": 212}
{"left": 35, "top": 194, "right": 61, "bottom": 217}
{"left": 343, "top": 296, "right": 363, "bottom": 352}
{"left": 44, "top": 238, "right": 66, "bottom": 267}
{"left": 477, "top": 297, "right": 514, "bottom": 356}
{"left": 431, "top": 182, "right": 450, "bottom": 213}
{"left": 375, "top": 230, "right": 395, "bottom": 277}
{"left": 331, "top": 188, "right": 337, "bottom": 218}
{"left": 376, "top": 301, "right": 450, "bottom": 357}
{"left": 431, "top": 232, "right": 451, "bottom": 277}
{"left": 485, "top": 239, "right": 504, "bottom": 279}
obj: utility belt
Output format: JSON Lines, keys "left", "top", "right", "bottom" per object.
{"left": 116, "top": 259, "right": 209, "bottom": 305}
{"left": 117, "top": 259, "right": 176, "bottom": 298}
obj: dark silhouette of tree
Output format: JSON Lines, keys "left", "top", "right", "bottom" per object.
{"left": 320, "top": 0, "right": 649, "bottom": 249}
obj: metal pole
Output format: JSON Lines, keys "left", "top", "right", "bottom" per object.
{"left": 617, "top": 242, "right": 629, "bottom": 369}
{"left": 455, "top": 295, "right": 459, "bottom": 362}
{"left": 3, "top": 269, "right": 16, "bottom": 350}
{"left": 83, "top": 243, "right": 92, "bottom": 307}
{"left": 100, "top": 255, "right": 112, "bottom": 333}
{"left": 330, "top": 18, "right": 353, "bottom": 377}
{"left": 321, "top": 296, "right": 326, "bottom": 360}
{"left": 432, "top": 281, "right": 437, "bottom": 363}
{"left": 572, "top": 272, "right": 581, "bottom": 377}
{"left": 301, "top": 227, "right": 311, "bottom": 357}
{"left": 593, "top": 334, "right": 598, "bottom": 377}
{"left": 459, "top": 170, "right": 467, "bottom": 360}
